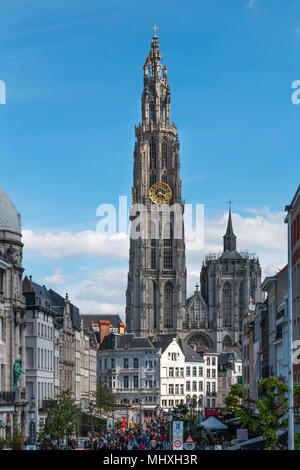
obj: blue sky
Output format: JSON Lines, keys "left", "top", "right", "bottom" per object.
{"left": 1, "top": 0, "right": 299, "bottom": 316}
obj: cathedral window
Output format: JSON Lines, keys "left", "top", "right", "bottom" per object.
{"left": 222, "top": 282, "right": 232, "bottom": 327}
{"left": 163, "top": 222, "right": 173, "bottom": 247}
{"left": 223, "top": 336, "right": 232, "bottom": 349}
{"left": 149, "top": 102, "right": 155, "bottom": 123}
{"left": 162, "top": 140, "right": 168, "bottom": 168}
{"left": 163, "top": 250, "right": 173, "bottom": 269}
{"left": 153, "top": 282, "right": 157, "bottom": 329}
{"left": 150, "top": 140, "right": 157, "bottom": 170}
{"left": 151, "top": 249, "right": 156, "bottom": 269}
{"left": 150, "top": 173, "right": 156, "bottom": 187}
{"left": 0, "top": 270, "right": 4, "bottom": 293}
{"left": 164, "top": 283, "right": 173, "bottom": 328}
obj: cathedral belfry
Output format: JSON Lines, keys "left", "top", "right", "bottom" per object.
{"left": 125, "top": 28, "right": 187, "bottom": 337}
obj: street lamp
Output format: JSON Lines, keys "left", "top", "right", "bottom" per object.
{"left": 285, "top": 204, "right": 294, "bottom": 451}
{"left": 89, "top": 400, "right": 94, "bottom": 449}
{"left": 189, "top": 402, "right": 193, "bottom": 429}
{"left": 176, "top": 409, "right": 181, "bottom": 420}
{"left": 198, "top": 398, "right": 204, "bottom": 424}
{"left": 124, "top": 399, "right": 129, "bottom": 430}
{"left": 111, "top": 407, "right": 115, "bottom": 449}
{"left": 28, "top": 404, "right": 36, "bottom": 448}
{"left": 167, "top": 410, "right": 173, "bottom": 450}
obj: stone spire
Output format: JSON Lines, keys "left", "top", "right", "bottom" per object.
{"left": 126, "top": 27, "right": 186, "bottom": 337}
{"left": 223, "top": 208, "right": 237, "bottom": 252}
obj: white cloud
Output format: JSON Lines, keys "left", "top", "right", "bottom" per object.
{"left": 67, "top": 268, "right": 127, "bottom": 317}
{"left": 295, "top": 26, "right": 300, "bottom": 34}
{"left": 24, "top": 207, "right": 287, "bottom": 311}
{"left": 246, "top": 0, "right": 257, "bottom": 7}
{"left": 23, "top": 230, "right": 129, "bottom": 260}
{"left": 39, "top": 267, "right": 73, "bottom": 286}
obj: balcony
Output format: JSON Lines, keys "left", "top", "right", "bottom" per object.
{"left": 206, "top": 391, "right": 217, "bottom": 397}
{"left": 0, "top": 391, "right": 16, "bottom": 404}
{"left": 38, "top": 399, "right": 51, "bottom": 411}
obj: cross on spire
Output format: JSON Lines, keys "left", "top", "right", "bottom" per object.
{"left": 227, "top": 198, "right": 233, "bottom": 211}
{"left": 152, "top": 21, "right": 158, "bottom": 37}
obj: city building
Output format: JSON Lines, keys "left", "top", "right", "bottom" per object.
{"left": 217, "top": 351, "right": 242, "bottom": 408}
{"left": 0, "top": 187, "right": 28, "bottom": 440}
{"left": 260, "top": 266, "right": 288, "bottom": 385}
{"left": 98, "top": 332, "right": 160, "bottom": 421}
{"left": 287, "top": 185, "right": 300, "bottom": 382}
{"left": 48, "top": 290, "right": 81, "bottom": 397}
{"left": 81, "top": 314, "right": 125, "bottom": 348}
{"left": 152, "top": 335, "right": 219, "bottom": 416}
{"left": 79, "top": 318, "right": 97, "bottom": 403}
{"left": 153, "top": 335, "right": 186, "bottom": 411}
{"left": 89, "top": 332, "right": 97, "bottom": 402}
{"left": 22, "top": 277, "right": 57, "bottom": 433}
{"left": 242, "top": 266, "right": 289, "bottom": 403}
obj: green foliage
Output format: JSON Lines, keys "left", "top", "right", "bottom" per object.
{"left": 294, "top": 383, "right": 300, "bottom": 406}
{"left": 0, "top": 437, "right": 7, "bottom": 450}
{"left": 40, "top": 389, "right": 80, "bottom": 448}
{"left": 255, "top": 377, "right": 288, "bottom": 450}
{"left": 96, "top": 382, "right": 115, "bottom": 412}
{"left": 10, "top": 427, "right": 25, "bottom": 450}
{"left": 225, "top": 383, "right": 255, "bottom": 429}
{"left": 295, "top": 434, "right": 300, "bottom": 451}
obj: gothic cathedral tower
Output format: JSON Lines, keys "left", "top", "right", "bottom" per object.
{"left": 126, "top": 29, "right": 187, "bottom": 337}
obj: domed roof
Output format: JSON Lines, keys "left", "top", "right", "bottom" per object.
{"left": 0, "top": 187, "right": 21, "bottom": 233}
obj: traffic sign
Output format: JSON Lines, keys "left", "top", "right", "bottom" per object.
{"left": 173, "top": 438, "right": 183, "bottom": 450}
{"left": 173, "top": 421, "right": 183, "bottom": 437}
{"left": 184, "top": 434, "right": 195, "bottom": 444}
{"left": 183, "top": 443, "right": 195, "bottom": 450}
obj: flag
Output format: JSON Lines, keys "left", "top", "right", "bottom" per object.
{"left": 143, "top": 56, "right": 151, "bottom": 70}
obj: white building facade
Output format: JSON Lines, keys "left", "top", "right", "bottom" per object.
{"left": 23, "top": 278, "right": 57, "bottom": 434}
{"left": 98, "top": 333, "right": 160, "bottom": 421}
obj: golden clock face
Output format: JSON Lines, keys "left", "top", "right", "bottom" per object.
{"left": 149, "top": 182, "right": 172, "bottom": 205}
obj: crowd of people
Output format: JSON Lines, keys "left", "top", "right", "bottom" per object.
{"left": 36, "top": 417, "right": 171, "bottom": 450}
{"left": 98, "top": 417, "right": 169, "bottom": 450}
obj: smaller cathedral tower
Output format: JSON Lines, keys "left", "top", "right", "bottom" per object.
{"left": 223, "top": 208, "right": 236, "bottom": 252}
{"left": 184, "top": 206, "right": 262, "bottom": 355}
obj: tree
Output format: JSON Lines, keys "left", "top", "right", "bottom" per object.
{"left": 94, "top": 382, "right": 116, "bottom": 433}
{"left": 10, "top": 427, "right": 25, "bottom": 450}
{"left": 225, "top": 383, "right": 255, "bottom": 429}
{"left": 255, "top": 377, "right": 288, "bottom": 450}
{"left": 40, "top": 389, "right": 80, "bottom": 449}
{"left": 96, "top": 382, "right": 115, "bottom": 411}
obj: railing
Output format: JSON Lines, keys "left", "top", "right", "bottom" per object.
{"left": 38, "top": 399, "right": 50, "bottom": 411}
{"left": 0, "top": 391, "right": 16, "bottom": 403}
{"left": 183, "top": 320, "right": 206, "bottom": 330}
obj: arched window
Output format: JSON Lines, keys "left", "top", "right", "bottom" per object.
{"left": 222, "top": 282, "right": 232, "bottom": 327}
{"left": 163, "top": 221, "right": 173, "bottom": 246}
{"left": 164, "top": 283, "right": 173, "bottom": 328}
{"left": 223, "top": 336, "right": 232, "bottom": 349}
{"left": 162, "top": 140, "right": 168, "bottom": 168}
{"left": 149, "top": 102, "right": 155, "bottom": 123}
{"left": 153, "top": 281, "right": 157, "bottom": 329}
{"left": 150, "top": 140, "right": 156, "bottom": 170}
{"left": 239, "top": 281, "right": 245, "bottom": 310}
